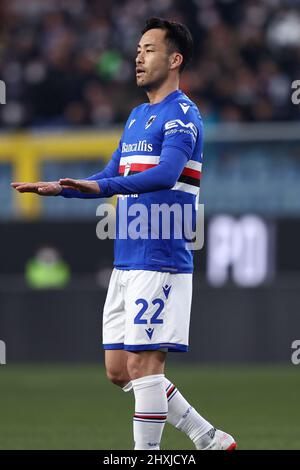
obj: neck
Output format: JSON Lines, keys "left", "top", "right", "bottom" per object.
{"left": 146, "top": 77, "right": 180, "bottom": 104}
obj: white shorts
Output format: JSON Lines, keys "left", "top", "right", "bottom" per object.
{"left": 102, "top": 268, "right": 193, "bottom": 352}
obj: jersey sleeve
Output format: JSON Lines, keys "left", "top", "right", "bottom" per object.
{"left": 95, "top": 146, "right": 188, "bottom": 197}
{"left": 161, "top": 102, "right": 200, "bottom": 160}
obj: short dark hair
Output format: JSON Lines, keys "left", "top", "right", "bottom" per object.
{"left": 141, "top": 17, "right": 193, "bottom": 72}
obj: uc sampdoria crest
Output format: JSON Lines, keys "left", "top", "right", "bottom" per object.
{"left": 145, "top": 115, "right": 156, "bottom": 129}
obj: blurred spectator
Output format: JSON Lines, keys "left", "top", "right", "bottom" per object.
{"left": 1, "top": 0, "right": 299, "bottom": 129}
{"left": 25, "top": 245, "right": 70, "bottom": 288}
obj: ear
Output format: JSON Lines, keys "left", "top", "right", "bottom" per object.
{"left": 169, "top": 52, "right": 183, "bottom": 71}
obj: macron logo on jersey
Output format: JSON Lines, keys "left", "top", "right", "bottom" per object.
{"left": 179, "top": 103, "right": 190, "bottom": 114}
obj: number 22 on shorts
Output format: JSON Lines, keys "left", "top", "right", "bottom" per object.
{"left": 134, "top": 298, "right": 164, "bottom": 325}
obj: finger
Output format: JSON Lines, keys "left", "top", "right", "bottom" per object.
{"left": 59, "top": 178, "right": 78, "bottom": 187}
{"left": 16, "top": 187, "right": 39, "bottom": 193}
{"left": 11, "top": 182, "right": 27, "bottom": 187}
{"left": 15, "top": 183, "right": 38, "bottom": 191}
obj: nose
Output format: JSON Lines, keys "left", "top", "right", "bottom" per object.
{"left": 136, "top": 51, "right": 144, "bottom": 65}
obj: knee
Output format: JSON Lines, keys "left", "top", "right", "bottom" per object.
{"left": 127, "top": 351, "right": 166, "bottom": 380}
{"left": 106, "top": 368, "right": 129, "bottom": 388}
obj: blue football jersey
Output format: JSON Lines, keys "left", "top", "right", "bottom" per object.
{"left": 111, "top": 89, "right": 203, "bottom": 273}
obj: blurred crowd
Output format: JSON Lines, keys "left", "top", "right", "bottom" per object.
{"left": 1, "top": 0, "right": 300, "bottom": 129}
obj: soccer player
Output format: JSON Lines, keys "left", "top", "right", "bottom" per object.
{"left": 12, "top": 17, "right": 236, "bottom": 451}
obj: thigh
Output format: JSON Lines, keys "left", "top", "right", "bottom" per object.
{"left": 123, "top": 270, "right": 193, "bottom": 353}
{"left": 102, "top": 268, "right": 128, "bottom": 349}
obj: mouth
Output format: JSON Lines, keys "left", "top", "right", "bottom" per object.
{"left": 136, "top": 69, "right": 146, "bottom": 76}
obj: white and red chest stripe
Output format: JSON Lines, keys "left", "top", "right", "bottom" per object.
{"left": 118, "top": 154, "right": 202, "bottom": 196}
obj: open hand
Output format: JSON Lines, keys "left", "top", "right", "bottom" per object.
{"left": 58, "top": 178, "right": 100, "bottom": 194}
{"left": 11, "top": 181, "right": 62, "bottom": 196}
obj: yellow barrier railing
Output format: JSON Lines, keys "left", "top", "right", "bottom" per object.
{"left": 0, "top": 131, "right": 121, "bottom": 219}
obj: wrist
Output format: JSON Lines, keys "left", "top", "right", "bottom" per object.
{"left": 55, "top": 184, "right": 63, "bottom": 196}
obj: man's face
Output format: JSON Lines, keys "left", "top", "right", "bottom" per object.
{"left": 136, "top": 28, "right": 171, "bottom": 90}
